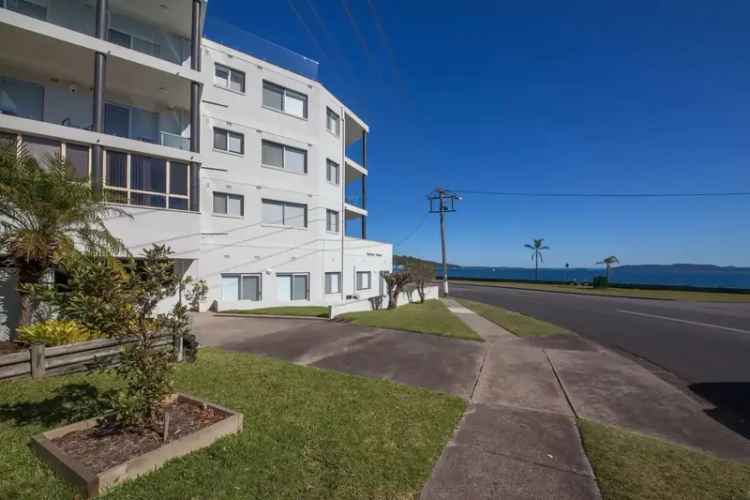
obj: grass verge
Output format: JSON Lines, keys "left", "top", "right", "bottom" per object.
{"left": 579, "top": 419, "right": 750, "bottom": 500}
{"left": 341, "top": 299, "right": 483, "bottom": 342}
{"left": 456, "top": 298, "right": 572, "bottom": 337}
{"left": 220, "top": 306, "right": 330, "bottom": 318}
{"left": 452, "top": 280, "right": 750, "bottom": 303}
{"left": 0, "top": 348, "right": 464, "bottom": 500}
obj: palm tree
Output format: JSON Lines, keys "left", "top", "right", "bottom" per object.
{"left": 597, "top": 256, "right": 620, "bottom": 280}
{"left": 524, "top": 239, "right": 550, "bottom": 281}
{"left": 0, "top": 144, "right": 127, "bottom": 327}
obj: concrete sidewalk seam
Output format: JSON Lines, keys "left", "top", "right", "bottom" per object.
{"left": 469, "top": 348, "right": 489, "bottom": 402}
{"left": 545, "top": 349, "right": 579, "bottom": 420}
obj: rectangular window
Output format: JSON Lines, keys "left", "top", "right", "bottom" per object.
{"left": 130, "top": 155, "right": 166, "bottom": 193}
{"left": 277, "top": 273, "right": 309, "bottom": 301}
{"left": 108, "top": 29, "right": 160, "bottom": 58}
{"left": 221, "top": 274, "right": 261, "bottom": 301}
{"left": 0, "top": 76, "right": 44, "bottom": 120}
{"left": 326, "top": 160, "right": 340, "bottom": 185}
{"left": 356, "top": 271, "right": 372, "bottom": 291}
{"left": 326, "top": 209, "right": 339, "bottom": 233}
{"left": 214, "top": 128, "right": 244, "bottom": 154}
{"left": 213, "top": 192, "right": 244, "bottom": 217}
{"left": 325, "top": 272, "right": 341, "bottom": 294}
{"left": 261, "top": 199, "right": 307, "bottom": 228}
{"left": 326, "top": 108, "right": 340, "bottom": 136}
{"left": 104, "top": 103, "right": 130, "bottom": 138}
{"left": 65, "top": 143, "right": 89, "bottom": 179}
{"left": 103, "top": 150, "right": 190, "bottom": 210}
{"left": 262, "top": 81, "right": 308, "bottom": 118}
{"left": 214, "top": 64, "right": 246, "bottom": 93}
{"left": 6, "top": 0, "right": 47, "bottom": 20}
{"left": 22, "top": 135, "right": 60, "bottom": 167}
{"left": 261, "top": 140, "right": 307, "bottom": 174}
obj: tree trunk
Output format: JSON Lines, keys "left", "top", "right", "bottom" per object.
{"left": 535, "top": 255, "right": 539, "bottom": 281}
{"left": 15, "top": 260, "right": 46, "bottom": 327}
{"left": 417, "top": 282, "right": 425, "bottom": 303}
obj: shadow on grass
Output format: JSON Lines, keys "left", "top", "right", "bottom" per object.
{"left": 690, "top": 382, "right": 750, "bottom": 441}
{"left": 0, "top": 383, "right": 108, "bottom": 428}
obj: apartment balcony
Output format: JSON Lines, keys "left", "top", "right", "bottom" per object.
{"left": 345, "top": 111, "right": 368, "bottom": 170}
{"left": 0, "top": 0, "right": 202, "bottom": 82}
{"left": 0, "top": 39, "right": 194, "bottom": 153}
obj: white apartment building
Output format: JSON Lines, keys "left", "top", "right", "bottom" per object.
{"left": 0, "top": 0, "right": 392, "bottom": 328}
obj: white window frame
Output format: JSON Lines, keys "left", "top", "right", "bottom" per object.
{"left": 326, "top": 209, "right": 339, "bottom": 233}
{"left": 326, "top": 159, "right": 340, "bottom": 185}
{"left": 261, "top": 199, "right": 308, "bottom": 228}
{"left": 277, "top": 272, "right": 310, "bottom": 301}
{"left": 261, "top": 140, "right": 307, "bottom": 175}
{"left": 102, "top": 149, "right": 191, "bottom": 211}
{"left": 325, "top": 272, "right": 341, "bottom": 294}
{"left": 213, "top": 192, "right": 244, "bottom": 217}
{"left": 356, "top": 271, "right": 372, "bottom": 291}
{"left": 262, "top": 80, "right": 308, "bottom": 119}
{"left": 326, "top": 107, "right": 340, "bottom": 136}
{"left": 214, "top": 127, "right": 244, "bottom": 155}
{"left": 221, "top": 273, "right": 262, "bottom": 301}
{"left": 214, "top": 63, "right": 246, "bottom": 94}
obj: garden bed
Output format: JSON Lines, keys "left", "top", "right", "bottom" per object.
{"left": 31, "top": 393, "right": 242, "bottom": 498}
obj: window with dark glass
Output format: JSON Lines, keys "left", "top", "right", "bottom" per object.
{"left": 214, "top": 127, "right": 244, "bottom": 154}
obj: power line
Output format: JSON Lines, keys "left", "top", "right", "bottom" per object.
{"left": 451, "top": 189, "right": 750, "bottom": 198}
{"left": 394, "top": 211, "right": 430, "bottom": 249}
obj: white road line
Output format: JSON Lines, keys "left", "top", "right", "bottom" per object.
{"left": 618, "top": 309, "right": 750, "bottom": 335}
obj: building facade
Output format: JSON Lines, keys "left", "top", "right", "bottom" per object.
{"left": 0, "top": 0, "right": 392, "bottom": 327}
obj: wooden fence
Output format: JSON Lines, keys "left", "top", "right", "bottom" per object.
{"left": 0, "top": 334, "right": 183, "bottom": 381}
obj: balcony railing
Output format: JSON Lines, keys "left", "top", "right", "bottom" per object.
{"left": 160, "top": 132, "right": 191, "bottom": 151}
{"left": 2, "top": 0, "right": 193, "bottom": 67}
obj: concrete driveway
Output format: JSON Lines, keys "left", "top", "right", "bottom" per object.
{"left": 192, "top": 313, "right": 485, "bottom": 399}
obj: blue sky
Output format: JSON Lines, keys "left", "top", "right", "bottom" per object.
{"left": 206, "top": 1, "right": 750, "bottom": 268}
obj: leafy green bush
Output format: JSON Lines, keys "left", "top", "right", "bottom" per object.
{"left": 17, "top": 320, "right": 101, "bottom": 346}
{"left": 593, "top": 276, "right": 609, "bottom": 289}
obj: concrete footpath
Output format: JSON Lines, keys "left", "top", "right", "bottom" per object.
{"left": 422, "top": 298, "right": 750, "bottom": 499}
{"left": 421, "top": 300, "right": 602, "bottom": 500}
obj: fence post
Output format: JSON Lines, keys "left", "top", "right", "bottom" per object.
{"left": 174, "top": 334, "right": 184, "bottom": 363}
{"left": 31, "top": 343, "right": 46, "bottom": 379}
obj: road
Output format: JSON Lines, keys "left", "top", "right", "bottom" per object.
{"left": 450, "top": 283, "right": 750, "bottom": 422}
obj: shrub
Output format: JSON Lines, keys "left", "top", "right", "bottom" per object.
{"left": 593, "top": 276, "right": 609, "bottom": 289}
{"left": 17, "top": 320, "right": 100, "bottom": 346}
{"left": 407, "top": 262, "right": 435, "bottom": 303}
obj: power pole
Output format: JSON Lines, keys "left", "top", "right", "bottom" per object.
{"left": 429, "top": 188, "right": 459, "bottom": 296}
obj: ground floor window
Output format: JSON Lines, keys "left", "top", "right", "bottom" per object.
{"left": 356, "top": 271, "right": 371, "bottom": 290}
{"left": 221, "top": 273, "right": 261, "bottom": 301}
{"left": 277, "top": 273, "right": 309, "bottom": 301}
{"left": 325, "top": 272, "right": 341, "bottom": 294}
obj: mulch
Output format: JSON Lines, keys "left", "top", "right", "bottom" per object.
{"left": 0, "top": 341, "right": 23, "bottom": 355}
{"left": 52, "top": 397, "right": 229, "bottom": 474}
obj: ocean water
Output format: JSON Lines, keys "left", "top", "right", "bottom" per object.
{"left": 439, "top": 267, "right": 750, "bottom": 290}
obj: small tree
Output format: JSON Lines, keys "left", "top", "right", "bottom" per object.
{"left": 408, "top": 262, "right": 434, "bottom": 303}
{"left": 383, "top": 271, "right": 411, "bottom": 309}
{"left": 524, "top": 239, "right": 550, "bottom": 281}
{"left": 596, "top": 256, "right": 620, "bottom": 281}
{"left": 0, "top": 144, "right": 127, "bottom": 328}
{"left": 27, "top": 245, "right": 207, "bottom": 428}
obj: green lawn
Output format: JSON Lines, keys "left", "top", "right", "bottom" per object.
{"left": 341, "top": 299, "right": 483, "bottom": 342}
{"left": 220, "top": 306, "right": 330, "bottom": 318}
{"left": 0, "top": 349, "right": 464, "bottom": 500}
{"left": 452, "top": 280, "right": 750, "bottom": 303}
{"left": 456, "top": 298, "right": 572, "bottom": 337}
{"left": 579, "top": 419, "right": 750, "bottom": 500}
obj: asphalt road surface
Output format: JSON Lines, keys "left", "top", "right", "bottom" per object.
{"left": 450, "top": 283, "right": 750, "bottom": 423}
